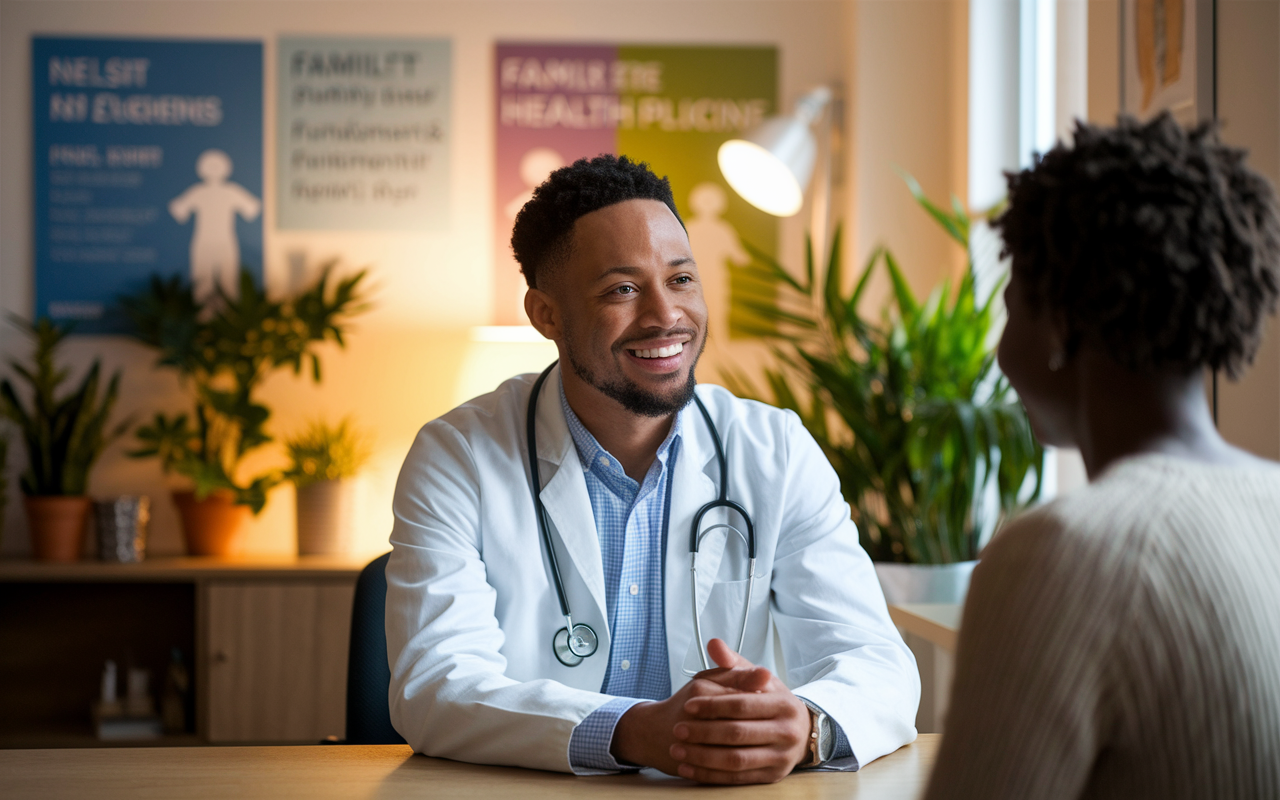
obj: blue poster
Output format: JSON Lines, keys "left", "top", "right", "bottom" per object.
{"left": 32, "top": 37, "right": 263, "bottom": 333}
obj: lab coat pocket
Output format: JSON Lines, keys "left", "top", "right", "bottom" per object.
{"left": 681, "top": 577, "right": 754, "bottom": 674}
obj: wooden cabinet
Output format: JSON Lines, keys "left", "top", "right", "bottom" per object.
{"left": 203, "top": 581, "right": 354, "bottom": 742}
{"left": 0, "top": 556, "right": 368, "bottom": 748}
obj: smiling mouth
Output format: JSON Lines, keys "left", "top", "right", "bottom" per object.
{"left": 628, "top": 342, "right": 684, "bottom": 359}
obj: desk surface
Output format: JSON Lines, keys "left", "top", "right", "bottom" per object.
{"left": 0, "top": 736, "right": 939, "bottom": 799}
{"left": 887, "top": 604, "right": 961, "bottom": 652}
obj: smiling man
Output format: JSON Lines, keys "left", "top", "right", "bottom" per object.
{"left": 385, "top": 155, "right": 918, "bottom": 784}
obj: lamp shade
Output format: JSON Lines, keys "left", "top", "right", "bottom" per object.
{"left": 717, "top": 86, "right": 831, "bottom": 218}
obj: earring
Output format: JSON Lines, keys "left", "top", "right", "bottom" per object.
{"left": 1048, "top": 349, "right": 1066, "bottom": 372}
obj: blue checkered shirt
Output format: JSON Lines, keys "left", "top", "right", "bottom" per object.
{"left": 560, "top": 382, "right": 855, "bottom": 773}
{"left": 561, "top": 382, "right": 678, "bottom": 772}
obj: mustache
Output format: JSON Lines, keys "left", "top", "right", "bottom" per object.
{"left": 611, "top": 327, "right": 700, "bottom": 353}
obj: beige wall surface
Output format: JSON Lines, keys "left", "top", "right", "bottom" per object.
{"left": 0, "top": 0, "right": 967, "bottom": 556}
{"left": 1216, "top": 0, "right": 1280, "bottom": 460}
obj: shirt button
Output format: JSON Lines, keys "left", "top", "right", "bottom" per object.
{"left": 629, "top": 584, "right": 639, "bottom": 596}
{"left": 598, "top": 456, "right": 610, "bottom": 467}
{"left": 620, "top": 660, "right": 630, "bottom": 670}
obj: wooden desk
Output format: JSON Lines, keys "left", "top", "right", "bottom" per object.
{"left": 0, "top": 736, "right": 939, "bottom": 799}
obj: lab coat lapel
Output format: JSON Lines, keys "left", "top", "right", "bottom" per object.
{"left": 532, "top": 366, "right": 609, "bottom": 630}
{"left": 665, "top": 392, "right": 722, "bottom": 685}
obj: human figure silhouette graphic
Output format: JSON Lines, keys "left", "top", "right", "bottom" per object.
{"left": 504, "top": 148, "right": 565, "bottom": 220}
{"left": 169, "top": 149, "right": 261, "bottom": 305}
{"left": 686, "top": 182, "right": 749, "bottom": 342}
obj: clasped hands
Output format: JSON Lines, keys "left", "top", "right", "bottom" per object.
{"left": 609, "top": 638, "right": 812, "bottom": 784}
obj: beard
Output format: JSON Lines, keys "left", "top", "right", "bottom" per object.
{"left": 563, "top": 324, "right": 705, "bottom": 418}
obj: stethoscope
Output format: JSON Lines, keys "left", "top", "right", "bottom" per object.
{"left": 526, "top": 361, "right": 756, "bottom": 672}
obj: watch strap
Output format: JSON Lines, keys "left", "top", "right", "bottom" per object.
{"left": 798, "top": 700, "right": 832, "bottom": 768}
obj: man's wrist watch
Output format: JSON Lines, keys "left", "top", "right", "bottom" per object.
{"left": 797, "top": 700, "right": 835, "bottom": 768}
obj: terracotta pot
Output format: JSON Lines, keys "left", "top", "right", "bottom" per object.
{"left": 24, "top": 496, "right": 91, "bottom": 562}
{"left": 295, "top": 479, "right": 355, "bottom": 556}
{"left": 172, "top": 490, "right": 250, "bottom": 556}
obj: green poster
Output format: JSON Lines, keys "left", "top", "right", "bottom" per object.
{"left": 615, "top": 46, "right": 777, "bottom": 339}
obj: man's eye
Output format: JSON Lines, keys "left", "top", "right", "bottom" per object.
{"left": 672, "top": 276, "right": 692, "bottom": 285}
{"left": 615, "top": 285, "right": 637, "bottom": 295}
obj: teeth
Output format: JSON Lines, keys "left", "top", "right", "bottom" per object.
{"left": 631, "top": 342, "right": 684, "bottom": 359}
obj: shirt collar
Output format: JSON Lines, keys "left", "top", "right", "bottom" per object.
{"left": 558, "top": 376, "right": 683, "bottom": 478}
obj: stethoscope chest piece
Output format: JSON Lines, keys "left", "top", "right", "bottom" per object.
{"left": 553, "top": 623, "right": 599, "bottom": 667}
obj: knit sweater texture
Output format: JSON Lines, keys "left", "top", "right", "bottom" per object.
{"left": 924, "top": 453, "right": 1280, "bottom": 799}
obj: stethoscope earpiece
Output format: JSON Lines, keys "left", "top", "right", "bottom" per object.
{"left": 528, "top": 361, "right": 756, "bottom": 672}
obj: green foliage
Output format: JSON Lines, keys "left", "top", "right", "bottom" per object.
{"left": 0, "top": 317, "right": 128, "bottom": 496}
{"left": 284, "top": 418, "right": 371, "bottom": 488}
{"left": 724, "top": 180, "right": 1043, "bottom": 564}
{"left": 121, "top": 265, "right": 371, "bottom": 513}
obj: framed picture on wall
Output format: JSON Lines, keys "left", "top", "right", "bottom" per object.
{"left": 1120, "top": 0, "right": 1216, "bottom": 124}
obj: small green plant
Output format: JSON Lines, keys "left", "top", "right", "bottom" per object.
{"left": 725, "top": 178, "right": 1043, "bottom": 564}
{"left": 0, "top": 317, "right": 128, "bottom": 496}
{"left": 121, "top": 266, "right": 370, "bottom": 512}
{"left": 284, "top": 418, "right": 371, "bottom": 488}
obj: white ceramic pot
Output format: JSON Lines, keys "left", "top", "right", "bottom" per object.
{"left": 295, "top": 479, "right": 355, "bottom": 556}
{"left": 874, "top": 560, "right": 977, "bottom": 605}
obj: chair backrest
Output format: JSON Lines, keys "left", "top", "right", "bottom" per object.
{"left": 346, "top": 552, "right": 406, "bottom": 744}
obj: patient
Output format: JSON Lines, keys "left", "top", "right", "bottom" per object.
{"left": 924, "top": 114, "right": 1280, "bottom": 799}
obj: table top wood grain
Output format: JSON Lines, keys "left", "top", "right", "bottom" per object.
{"left": 0, "top": 735, "right": 939, "bottom": 799}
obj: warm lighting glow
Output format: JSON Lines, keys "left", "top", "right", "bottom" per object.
{"left": 717, "top": 139, "right": 805, "bottom": 217}
{"left": 454, "top": 327, "right": 560, "bottom": 406}
{"left": 470, "top": 325, "right": 550, "bottom": 343}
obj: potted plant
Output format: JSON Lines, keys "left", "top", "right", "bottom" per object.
{"left": 285, "top": 418, "right": 370, "bottom": 556}
{"left": 0, "top": 318, "right": 128, "bottom": 561}
{"left": 725, "top": 179, "right": 1043, "bottom": 603}
{"left": 121, "top": 267, "right": 369, "bottom": 556}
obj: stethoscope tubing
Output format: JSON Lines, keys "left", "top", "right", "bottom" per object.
{"left": 527, "top": 360, "right": 755, "bottom": 671}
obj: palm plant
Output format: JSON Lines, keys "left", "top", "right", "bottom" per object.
{"left": 724, "top": 180, "right": 1043, "bottom": 564}
{"left": 121, "top": 266, "right": 370, "bottom": 513}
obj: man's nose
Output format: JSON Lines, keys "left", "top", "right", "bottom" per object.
{"left": 637, "top": 284, "right": 684, "bottom": 329}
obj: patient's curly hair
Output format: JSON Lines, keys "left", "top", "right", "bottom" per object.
{"left": 994, "top": 113, "right": 1280, "bottom": 378}
{"left": 511, "top": 154, "right": 683, "bottom": 290}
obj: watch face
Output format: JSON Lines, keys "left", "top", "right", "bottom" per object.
{"left": 817, "top": 714, "right": 835, "bottom": 762}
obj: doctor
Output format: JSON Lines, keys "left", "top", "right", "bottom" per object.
{"left": 386, "top": 154, "right": 918, "bottom": 784}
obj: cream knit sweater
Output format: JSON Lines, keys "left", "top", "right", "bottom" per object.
{"left": 924, "top": 454, "right": 1280, "bottom": 799}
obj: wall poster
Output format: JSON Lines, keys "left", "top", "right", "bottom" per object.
{"left": 493, "top": 43, "right": 778, "bottom": 340}
{"left": 32, "top": 37, "right": 263, "bottom": 331}
{"left": 276, "top": 37, "right": 452, "bottom": 231}
{"left": 1120, "top": 0, "right": 1214, "bottom": 124}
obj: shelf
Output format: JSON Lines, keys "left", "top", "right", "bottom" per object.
{"left": 0, "top": 554, "right": 381, "bottom": 583}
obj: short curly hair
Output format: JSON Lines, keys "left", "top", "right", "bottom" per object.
{"left": 994, "top": 113, "right": 1280, "bottom": 379}
{"left": 510, "top": 154, "right": 683, "bottom": 289}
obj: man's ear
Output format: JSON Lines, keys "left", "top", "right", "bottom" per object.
{"left": 524, "top": 287, "right": 561, "bottom": 341}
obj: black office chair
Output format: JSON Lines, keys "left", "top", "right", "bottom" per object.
{"left": 345, "top": 552, "right": 406, "bottom": 744}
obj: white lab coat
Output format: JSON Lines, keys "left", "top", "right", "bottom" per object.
{"left": 385, "top": 365, "right": 919, "bottom": 773}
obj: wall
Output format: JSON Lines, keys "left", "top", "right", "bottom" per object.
{"left": 1, "top": 0, "right": 968, "bottom": 557}
{"left": 1216, "top": 0, "right": 1280, "bottom": 460}
{"left": 848, "top": 0, "right": 969, "bottom": 304}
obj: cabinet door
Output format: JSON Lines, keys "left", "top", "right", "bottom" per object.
{"left": 205, "top": 580, "right": 355, "bottom": 742}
